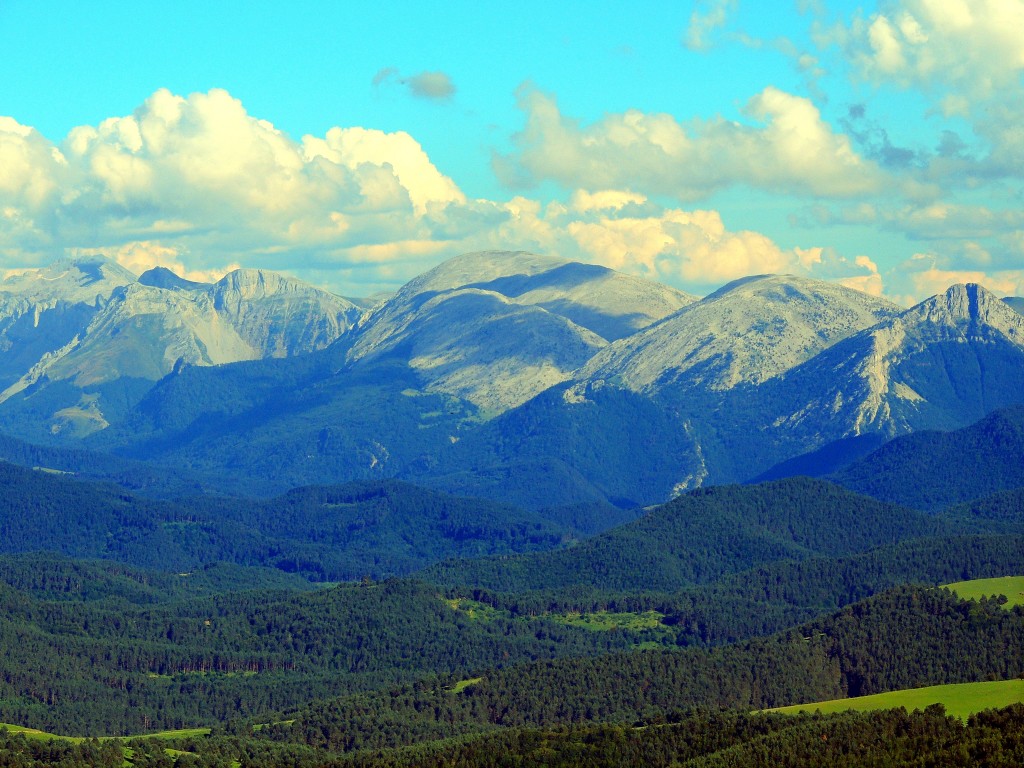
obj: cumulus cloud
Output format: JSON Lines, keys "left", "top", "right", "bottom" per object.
{"left": 836, "top": 254, "right": 884, "bottom": 296}
{"left": 494, "top": 84, "right": 886, "bottom": 200}
{"left": 0, "top": 88, "right": 468, "bottom": 289}
{"left": 566, "top": 207, "right": 796, "bottom": 285}
{"left": 906, "top": 264, "right": 1024, "bottom": 301}
{"left": 2, "top": 87, "right": 994, "bottom": 303}
{"left": 422, "top": 189, "right": 879, "bottom": 294}
{"left": 825, "top": 0, "right": 1024, "bottom": 101}
{"left": 372, "top": 68, "right": 456, "bottom": 101}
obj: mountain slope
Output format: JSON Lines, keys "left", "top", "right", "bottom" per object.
{"left": 827, "top": 405, "right": 1024, "bottom": 510}
{"left": 577, "top": 274, "right": 900, "bottom": 394}
{"left": 0, "top": 264, "right": 361, "bottom": 439}
{"left": 766, "top": 283, "right": 1024, "bottom": 447}
{"left": 0, "top": 256, "right": 136, "bottom": 388}
{"left": 385, "top": 250, "right": 696, "bottom": 341}
{"left": 421, "top": 381, "right": 706, "bottom": 508}
{"left": 346, "top": 251, "right": 693, "bottom": 412}
{"left": 211, "top": 268, "right": 361, "bottom": 357}
{"left": 421, "top": 477, "right": 965, "bottom": 592}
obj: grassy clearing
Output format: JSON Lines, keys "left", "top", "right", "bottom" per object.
{"left": 0, "top": 722, "right": 211, "bottom": 742}
{"left": 552, "top": 610, "right": 666, "bottom": 632}
{"left": 768, "top": 679, "right": 1024, "bottom": 721}
{"left": 446, "top": 598, "right": 669, "bottom": 632}
{"left": 0, "top": 723, "right": 84, "bottom": 742}
{"left": 943, "top": 576, "right": 1024, "bottom": 609}
{"left": 143, "top": 727, "right": 212, "bottom": 740}
{"left": 447, "top": 677, "right": 484, "bottom": 694}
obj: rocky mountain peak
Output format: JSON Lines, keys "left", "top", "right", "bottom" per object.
{"left": 138, "top": 266, "right": 209, "bottom": 292}
{"left": 901, "top": 283, "right": 1024, "bottom": 345}
{"left": 912, "top": 283, "right": 1007, "bottom": 324}
{"left": 0, "top": 254, "right": 136, "bottom": 306}
{"left": 579, "top": 273, "right": 901, "bottom": 393}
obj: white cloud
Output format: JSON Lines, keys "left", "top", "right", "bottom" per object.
{"left": 0, "top": 117, "right": 66, "bottom": 208}
{"left": 0, "top": 88, "right": 468, "bottom": 290}
{"left": 3, "top": 87, "right": 1011, "bottom": 303}
{"left": 567, "top": 207, "right": 796, "bottom": 285}
{"left": 568, "top": 189, "right": 648, "bottom": 214}
{"left": 494, "top": 84, "right": 886, "bottom": 200}
{"left": 827, "top": 0, "right": 1024, "bottom": 99}
{"left": 429, "top": 190, "right": 878, "bottom": 294}
{"left": 907, "top": 264, "right": 1024, "bottom": 300}
{"left": 837, "top": 254, "right": 884, "bottom": 296}
{"left": 302, "top": 126, "right": 464, "bottom": 213}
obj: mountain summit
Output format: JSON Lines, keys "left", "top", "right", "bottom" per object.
{"left": 0, "top": 258, "right": 361, "bottom": 438}
{"left": 578, "top": 273, "right": 900, "bottom": 394}
{"left": 347, "top": 251, "right": 694, "bottom": 411}
{"left": 770, "top": 282, "right": 1024, "bottom": 443}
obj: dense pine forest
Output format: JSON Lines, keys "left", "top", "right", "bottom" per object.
{"left": 0, "top": 410, "right": 1021, "bottom": 764}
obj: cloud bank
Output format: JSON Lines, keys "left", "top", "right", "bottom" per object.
{"left": 493, "top": 84, "right": 887, "bottom": 200}
{"left": 0, "top": 84, "right": 1014, "bottom": 303}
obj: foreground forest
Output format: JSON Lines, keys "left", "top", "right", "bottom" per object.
{"left": 0, "top": 409, "right": 1021, "bottom": 765}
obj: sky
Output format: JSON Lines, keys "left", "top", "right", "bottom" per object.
{"left": 1, "top": 0, "right": 1023, "bottom": 304}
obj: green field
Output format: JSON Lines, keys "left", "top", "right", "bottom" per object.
{"left": 447, "top": 677, "right": 484, "bottom": 694}
{"left": 768, "top": 679, "right": 1024, "bottom": 720}
{"left": 944, "top": 576, "right": 1024, "bottom": 609}
{"left": 0, "top": 723, "right": 211, "bottom": 742}
{"left": 0, "top": 723, "right": 85, "bottom": 743}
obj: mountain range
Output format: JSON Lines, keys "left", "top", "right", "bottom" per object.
{"left": 1, "top": 250, "right": 1023, "bottom": 511}
{"left": 0, "top": 252, "right": 1022, "bottom": 764}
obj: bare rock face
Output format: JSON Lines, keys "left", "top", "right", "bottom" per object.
{"left": 348, "top": 251, "right": 694, "bottom": 412}
{"left": 0, "top": 257, "right": 362, "bottom": 436}
{"left": 0, "top": 256, "right": 137, "bottom": 388}
{"left": 769, "top": 283, "right": 1024, "bottom": 442}
{"left": 211, "top": 269, "right": 361, "bottom": 358}
{"left": 579, "top": 274, "right": 901, "bottom": 394}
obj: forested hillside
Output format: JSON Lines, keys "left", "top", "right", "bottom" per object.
{"left": 255, "top": 586, "right": 1024, "bottom": 752}
{"left": 0, "top": 463, "right": 570, "bottom": 579}
{"left": 422, "top": 477, "right": 1005, "bottom": 592}
{"left": 829, "top": 406, "right": 1024, "bottom": 510}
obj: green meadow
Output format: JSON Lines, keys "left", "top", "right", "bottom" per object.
{"left": 944, "top": 576, "right": 1024, "bottom": 608}
{"left": 768, "top": 679, "right": 1024, "bottom": 721}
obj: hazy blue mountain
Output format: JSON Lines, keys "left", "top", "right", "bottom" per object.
{"left": 1004, "top": 296, "right": 1024, "bottom": 315}
{"left": 756, "top": 283, "right": 1024, "bottom": 463}
{"left": 421, "top": 381, "right": 705, "bottom": 508}
{"left": 137, "top": 265, "right": 209, "bottom": 292}
{"left": 3, "top": 252, "right": 1023, "bottom": 514}
{"left": 447, "top": 281, "right": 1024, "bottom": 495}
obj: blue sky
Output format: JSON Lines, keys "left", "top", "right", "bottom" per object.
{"left": 1, "top": 1, "right": 1022, "bottom": 303}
